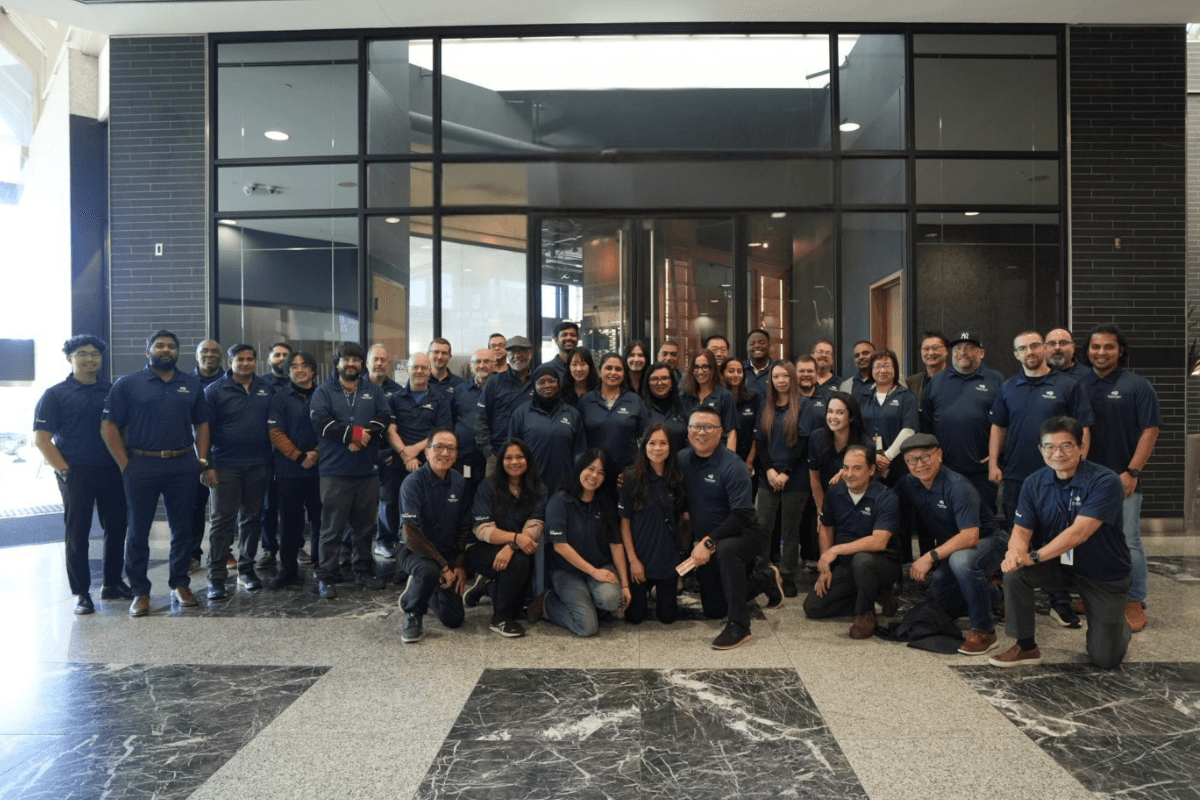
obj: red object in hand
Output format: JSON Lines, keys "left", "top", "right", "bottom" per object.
{"left": 352, "top": 426, "right": 365, "bottom": 444}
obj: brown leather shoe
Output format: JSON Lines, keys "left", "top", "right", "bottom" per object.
{"left": 848, "top": 613, "right": 877, "bottom": 639}
{"left": 129, "top": 595, "right": 150, "bottom": 617}
{"left": 958, "top": 629, "right": 999, "bottom": 656}
{"left": 172, "top": 586, "right": 198, "bottom": 607}
{"left": 1071, "top": 599, "right": 1086, "bottom": 615}
{"left": 1126, "top": 600, "right": 1147, "bottom": 632}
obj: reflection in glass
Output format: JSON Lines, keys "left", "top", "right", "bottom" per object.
{"left": 217, "top": 41, "right": 357, "bottom": 159}
{"left": 367, "top": 39, "right": 434, "bottom": 154}
{"left": 540, "top": 219, "right": 620, "bottom": 364}
{"left": 217, "top": 164, "right": 358, "bottom": 212}
{"left": 913, "top": 34, "right": 1056, "bottom": 55}
{"left": 441, "top": 35, "right": 833, "bottom": 153}
{"left": 650, "top": 219, "right": 733, "bottom": 368}
{"left": 440, "top": 216, "right": 528, "bottom": 365}
{"left": 443, "top": 161, "right": 833, "bottom": 209}
{"left": 916, "top": 159, "right": 1059, "bottom": 205}
{"left": 367, "top": 162, "right": 434, "bottom": 208}
{"left": 842, "top": 160, "right": 906, "bottom": 205}
{"left": 366, "top": 216, "right": 432, "bottom": 369}
{"left": 217, "top": 217, "right": 359, "bottom": 375}
{"left": 842, "top": 213, "right": 907, "bottom": 374}
{"left": 914, "top": 57, "right": 1057, "bottom": 151}
{"left": 747, "top": 213, "right": 833, "bottom": 360}
{"left": 916, "top": 212, "right": 1060, "bottom": 375}
{"left": 837, "top": 34, "right": 905, "bottom": 150}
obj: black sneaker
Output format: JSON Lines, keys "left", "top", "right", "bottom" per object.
{"left": 256, "top": 551, "right": 276, "bottom": 569}
{"left": 269, "top": 573, "right": 300, "bottom": 590}
{"left": 762, "top": 564, "right": 785, "bottom": 610}
{"left": 1049, "top": 603, "right": 1081, "bottom": 628}
{"left": 356, "top": 572, "right": 386, "bottom": 590}
{"left": 401, "top": 613, "right": 423, "bottom": 643}
{"left": 99, "top": 582, "right": 134, "bottom": 600}
{"left": 464, "top": 575, "right": 491, "bottom": 608}
{"left": 711, "top": 622, "right": 753, "bottom": 650}
{"left": 207, "top": 580, "right": 228, "bottom": 600}
{"left": 317, "top": 580, "right": 338, "bottom": 599}
{"left": 297, "top": 549, "right": 313, "bottom": 566}
{"left": 74, "top": 593, "right": 95, "bottom": 615}
{"left": 782, "top": 575, "right": 799, "bottom": 598}
{"left": 489, "top": 619, "right": 526, "bottom": 638}
{"left": 238, "top": 571, "right": 263, "bottom": 591}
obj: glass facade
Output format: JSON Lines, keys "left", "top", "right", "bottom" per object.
{"left": 211, "top": 26, "right": 1064, "bottom": 373}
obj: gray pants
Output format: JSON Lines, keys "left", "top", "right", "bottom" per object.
{"left": 1003, "top": 560, "right": 1131, "bottom": 670}
{"left": 803, "top": 551, "right": 900, "bottom": 618}
{"left": 207, "top": 463, "right": 273, "bottom": 582}
{"left": 756, "top": 489, "right": 808, "bottom": 576}
{"left": 317, "top": 475, "right": 380, "bottom": 581}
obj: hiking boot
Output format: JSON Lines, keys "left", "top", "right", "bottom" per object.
{"left": 958, "top": 629, "right": 999, "bottom": 656}
{"left": 849, "top": 613, "right": 877, "bottom": 639}
{"left": 1126, "top": 600, "right": 1147, "bottom": 632}
{"left": 988, "top": 643, "right": 1042, "bottom": 668}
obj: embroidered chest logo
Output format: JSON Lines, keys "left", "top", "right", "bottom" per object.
{"left": 889, "top": 399, "right": 900, "bottom": 406}
{"left": 704, "top": 473, "right": 717, "bottom": 484}
{"left": 448, "top": 493, "right": 459, "bottom": 504}
{"left": 1070, "top": 494, "right": 1081, "bottom": 509}
{"left": 860, "top": 506, "right": 873, "bottom": 516}
{"left": 362, "top": 392, "right": 373, "bottom": 400}
{"left": 421, "top": 403, "right": 434, "bottom": 411}
{"left": 742, "top": 408, "right": 754, "bottom": 416}
{"left": 1108, "top": 390, "right": 1122, "bottom": 400}
{"left": 559, "top": 416, "right": 572, "bottom": 426}
{"left": 936, "top": 499, "right": 947, "bottom": 509}
{"left": 974, "top": 384, "right": 990, "bottom": 392}
{"left": 617, "top": 407, "right": 629, "bottom": 415}
{"left": 1041, "top": 390, "right": 1057, "bottom": 400}
{"left": 256, "top": 389, "right": 270, "bottom": 397}
{"left": 176, "top": 386, "right": 190, "bottom": 393}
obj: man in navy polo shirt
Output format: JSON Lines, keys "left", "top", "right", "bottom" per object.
{"left": 199, "top": 344, "right": 276, "bottom": 598}
{"left": 803, "top": 445, "right": 901, "bottom": 640}
{"left": 991, "top": 416, "right": 1131, "bottom": 669}
{"left": 547, "top": 321, "right": 580, "bottom": 380}
{"left": 397, "top": 428, "right": 472, "bottom": 643}
{"left": 679, "top": 407, "right": 783, "bottom": 651}
{"left": 188, "top": 338, "right": 223, "bottom": 572}
{"left": 101, "top": 329, "right": 210, "bottom": 616}
{"left": 895, "top": 433, "right": 1005, "bottom": 655}
{"left": 310, "top": 341, "right": 393, "bottom": 599}
{"left": 921, "top": 330, "right": 1004, "bottom": 514}
{"left": 811, "top": 339, "right": 841, "bottom": 392}
{"left": 475, "top": 334, "right": 535, "bottom": 472}
{"left": 838, "top": 340, "right": 875, "bottom": 395}
{"left": 744, "top": 328, "right": 777, "bottom": 399}
{"left": 1080, "top": 324, "right": 1161, "bottom": 633}
{"left": 256, "top": 341, "right": 292, "bottom": 570}
{"left": 1046, "top": 327, "right": 1089, "bottom": 380}
{"left": 34, "top": 335, "right": 130, "bottom": 614}
{"left": 452, "top": 348, "right": 493, "bottom": 507}
{"left": 428, "top": 337, "right": 465, "bottom": 398}
{"left": 366, "top": 343, "right": 404, "bottom": 560}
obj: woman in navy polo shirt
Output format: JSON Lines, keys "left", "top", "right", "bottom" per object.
{"left": 564, "top": 346, "right": 599, "bottom": 406}
{"left": 530, "top": 450, "right": 625, "bottom": 637}
{"left": 755, "top": 361, "right": 810, "bottom": 593}
{"left": 808, "top": 391, "right": 871, "bottom": 514}
{"left": 618, "top": 423, "right": 687, "bottom": 624}
{"left": 721, "top": 357, "right": 760, "bottom": 476}
{"left": 579, "top": 353, "right": 648, "bottom": 472}
{"left": 855, "top": 349, "right": 918, "bottom": 487}
{"left": 640, "top": 361, "right": 688, "bottom": 453}
{"left": 623, "top": 340, "right": 650, "bottom": 395}
{"left": 679, "top": 348, "right": 738, "bottom": 454}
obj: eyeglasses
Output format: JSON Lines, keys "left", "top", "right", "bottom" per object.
{"left": 687, "top": 423, "right": 719, "bottom": 433}
{"left": 1039, "top": 442, "right": 1078, "bottom": 455}
{"left": 903, "top": 452, "right": 935, "bottom": 467}
{"left": 648, "top": 376, "right": 672, "bottom": 384}
{"left": 1014, "top": 343, "right": 1044, "bottom": 354}
{"left": 692, "top": 364, "right": 712, "bottom": 372}
{"left": 429, "top": 443, "right": 458, "bottom": 453}
{"left": 1044, "top": 340, "right": 1071, "bottom": 348}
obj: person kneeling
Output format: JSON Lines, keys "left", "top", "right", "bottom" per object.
{"left": 803, "top": 445, "right": 901, "bottom": 639}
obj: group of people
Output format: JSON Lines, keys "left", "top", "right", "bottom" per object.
{"left": 34, "top": 319, "right": 1160, "bottom": 662}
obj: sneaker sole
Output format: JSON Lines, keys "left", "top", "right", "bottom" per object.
{"left": 958, "top": 640, "right": 1000, "bottom": 656}
{"left": 1049, "top": 609, "right": 1081, "bottom": 628}
{"left": 401, "top": 631, "right": 422, "bottom": 643}
{"left": 765, "top": 565, "right": 785, "bottom": 610}
{"left": 712, "top": 633, "right": 753, "bottom": 651}
{"left": 490, "top": 625, "right": 524, "bottom": 638}
{"left": 988, "top": 653, "right": 1043, "bottom": 668}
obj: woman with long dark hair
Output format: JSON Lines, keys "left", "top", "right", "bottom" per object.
{"left": 640, "top": 361, "right": 688, "bottom": 453}
{"left": 563, "top": 346, "right": 599, "bottom": 406}
{"left": 679, "top": 348, "right": 738, "bottom": 453}
{"left": 529, "top": 449, "right": 626, "bottom": 637}
{"left": 754, "top": 361, "right": 809, "bottom": 596}
{"left": 855, "top": 349, "right": 918, "bottom": 486}
{"left": 618, "top": 423, "right": 687, "bottom": 624}
{"left": 579, "top": 352, "right": 648, "bottom": 472}
{"left": 467, "top": 438, "right": 547, "bottom": 637}
{"left": 623, "top": 340, "right": 650, "bottom": 395}
{"left": 721, "top": 356, "right": 760, "bottom": 475}
{"left": 808, "top": 391, "right": 871, "bottom": 514}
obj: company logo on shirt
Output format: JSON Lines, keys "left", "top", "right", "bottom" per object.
{"left": 267, "top": 417, "right": 278, "bottom": 425}
{"left": 704, "top": 473, "right": 717, "bottom": 484}
{"left": 1109, "top": 390, "right": 1122, "bottom": 400}
{"left": 176, "top": 385, "right": 190, "bottom": 393}
{"left": 256, "top": 389, "right": 270, "bottom": 397}
{"left": 420, "top": 403, "right": 434, "bottom": 411}
{"left": 742, "top": 407, "right": 754, "bottom": 416}
{"left": 975, "top": 384, "right": 989, "bottom": 392}
{"left": 860, "top": 506, "right": 873, "bottom": 516}
{"left": 936, "top": 499, "right": 947, "bottom": 509}
{"left": 559, "top": 416, "right": 572, "bottom": 426}
{"left": 617, "top": 407, "right": 629, "bottom": 415}
{"left": 1041, "top": 390, "right": 1057, "bottom": 400}
{"left": 448, "top": 493, "right": 459, "bottom": 503}
{"left": 1071, "top": 494, "right": 1081, "bottom": 509}
{"left": 889, "top": 398, "right": 900, "bottom": 406}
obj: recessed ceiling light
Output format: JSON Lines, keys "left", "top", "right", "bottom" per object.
{"left": 770, "top": 212, "right": 787, "bottom": 219}
{"left": 711, "top": 299, "right": 720, "bottom": 303}
{"left": 337, "top": 181, "right": 357, "bottom": 188}
{"left": 720, "top": 284, "right": 732, "bottom": 288}
{"left": 964, "top": 211, "right": 980, "bottom": 217}
{"left": 264, "top": 130, "right": 290, "bottom": 141}
{"left": 839, "top": 121, "right": 861, "bottom": 132}
{"left": 218, "top": 219, "right": 238, "bottom": 225}
{"left": 384, "top": 217, "right": 401, "bottom": 224}
{"left": 924, "top": 232, "right": 938, "bottom": 238}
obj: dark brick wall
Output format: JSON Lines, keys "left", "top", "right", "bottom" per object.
{"left": 108, "top": 36, "right": 207, "bottom": 378}
{"left": 1187, "top": 42, "right": 1200, "bottom": 521}
{"left": 1070, "top": 26, "right": 1187, "bottom": 518}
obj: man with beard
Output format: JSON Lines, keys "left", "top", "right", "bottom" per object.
{"left": 200, "top": 344, "right": 277, "bottom": 597}
{"left": 811, "top": 339, "right": 841, "bottom": 391}
{"left": 101, "top": 329, "right": 210, "bottom": 616}
{"left": 428, "top": 338, "right": 465, "bottom": 398}
{"left": 1045, "top": 328, "right": 1089, "bottom": 379}
{"left": 488, "top": 333, "right": 508, "bottom": 374}
{"left": 658, "top": 340, "right": 683, "bottom": 383}
{"left": 905, "top": 331, "right": 949, "bottom": 410}
{"left": 188, "top": 338, "right": 223, "bottom": 572}
{"left": 310, "top": 342, "right": 393, "bottom": 598}
{"left": 475, "top": 335, "right": 536, "bottom": 474}
{"left": 839, "top": 340, "right": 875, "bottom": 394}
{"left": 35, "top": 335, "right": 129, "bottom": 614}
{"left": 367, "top": 343, "right": 404, "bottom": 559}
{"left": 509, "top": 364, "right": 587, "bottom": 494}
{"left": 794, "top": 354, "right": 825, "bottom": 571}
{"left": 547, "top": 321, "right": 580, "bottom": 380}
{"left": 257, "top": 341, "right": 292, "bottom": 568}
{"left": 744, "top": 329, "right": 777, "bottom": 399}
{"left": 265, "top": 342, "right": 292, "bottom": 389}
{"left": 452, "top": 349, "right": 493, "bottom": 507}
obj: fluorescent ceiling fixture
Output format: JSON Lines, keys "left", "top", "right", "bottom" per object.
{"left": 425, "top": 35, "right": 833, "bottom": 92}
{"left": 770, "top": 212, "right": 787, "bottom": 219}
{"left": 263, "top": 130, "right": 290, "bottom": 141}
{"left": 218, "top": 219, "right": 238, "bottom": 225}
{"left": 964, "top": 211, "right": 980, "bottom": 216}
{"left": 839, "top": 121, "right": 861, "bottom": 132}
{"left": 384, "top": 217, "right": 402, "bottom": 223}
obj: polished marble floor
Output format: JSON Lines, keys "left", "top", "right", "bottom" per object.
{"left": 3, "top": 526, "right": 1200, "bottom": 800}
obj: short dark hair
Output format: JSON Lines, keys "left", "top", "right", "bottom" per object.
{"left": 429, "top": 337, "right": 452, "bottom": 350}
{"left": 63, "top": 335, "right": 106, "bottom": 356}
{"left": 844, "top": 444, "right": 877, "bottom": 470}
{"left": 146, "top": 329, "right": 179, "bottom": 350}
{"left": 1088, "top": 323, "right": 1129, "bottom": 365}
{"left": 426, "top": 427, "right": 457, "bottom": 447}
{"left": 290, "top": 351, "right": 317, "bottom": 371}
{"left": 1039, "top": 415, "right": 1084, "bottom": 446}
{"left": 868, "top": 349, "right": 900, "bottom": 379}
{"left": 687, "top": 405, "right": 723, "bottom": 430}
{"left": 488, "top": 332, "right": 506, "bottom": 346}
{"left": 795, "top": 355, "right": 817, "bottom": 368}
{"left": 747, "top": 328, "right": 770, "bottom": 342}
{"left": 553, "top": 320, "right": 579, "bottom": 336}
{"left": 703, "top": 334, "right": 730, "bottom": 350}
{"left": 270, "top": 342, "right": 292, "bottom": 354}
{"left": 227, "top": 343, "right": 256, "bottom": 359}
{"left": 853, "top": 339, "right": 875, "bottom": 351}
{"left": 920, "top": 331, "right": 949, "bottom": 349}
{"left": 336, "top": 341, "right": 367, "bottom": 362}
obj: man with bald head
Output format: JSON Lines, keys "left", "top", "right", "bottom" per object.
{"left": 1045, "top": 328, "right": 1089, "bottom": 380}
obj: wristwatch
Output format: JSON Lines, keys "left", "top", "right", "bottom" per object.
{"left": 1029, "top": 549, "right": 1041, "bottom": 564}
{"left": 1127, "top": 468, "right": 1142, "bottom": 479}
{"left": 197, "top": 458, "right": 210, "bottom": 469}
{"left": 702, "top": 538, "right": 716, "bottom": 551}
{"left": 929, "top": 549, "right": 941, "bottom": 565}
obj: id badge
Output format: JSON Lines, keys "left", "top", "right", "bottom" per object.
{"left": 463, "top": 465, "right": 471, "bottom": 479}
{"left": 1060, "top": 549, "right": 1074, "bottom": 566}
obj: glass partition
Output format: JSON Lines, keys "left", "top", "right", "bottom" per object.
{"left": 837, "top": 34, "right": 906, "bottom": 151}
{"left": 747, "top": 213, "right": 834, "bottom": 360}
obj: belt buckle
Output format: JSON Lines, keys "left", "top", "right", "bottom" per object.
{"left": 160, "top": 450, "right": 171, "bottom": 458}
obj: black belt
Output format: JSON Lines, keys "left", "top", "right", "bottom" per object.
{"left": 130, "top": 448, "right": 191, "bottom": 458}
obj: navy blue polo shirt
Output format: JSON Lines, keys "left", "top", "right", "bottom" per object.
{"left": 310, "top": 375, "right": 392, "bottom": 478}
{"left": 841, "top": 373, "right": 873, "bottom": 395}
{"left": 192, "top": 367, "right": 222, "bottom": 389}
{"left": 743, "top": 359, "right": 777, "bottom": 400}
{"left": 578, "top": 389, "right": 648, "bottom": 471}
{"left": 679, "top": 384, "right": 738, "bottom": 435}
{"left": 546, "top": 490, "right": 620, "bottom": 576}
{"left": 266, "top": 372, "right": 290, "bottom": 390}
{"left": 990, "top": 370, "right": 1094, "bottom": 482}
{"left": 1013, "top": 459, "right": 1129, "bottom": 583}
{"left": 508, "top": 399, "right": 587, "bottom": 493}
{"left": 470, "top": 479, "right": 548, "bottom": 537}
{"left": 732, "top": 391, "right": 761, "bottom": 462}
{"left": 807, "top": 428, "right": 873, "bottom": 489}
{"left": 452, "top": 380, "right": 486, "bottom": 469}
{"left": 856, "top": 384, "right": 919, "bottom": 453}
{"left": 373, "top": 378, "right": 405, "bottom": 454}
{"left": 801, "top": 392, "right": 827, "bottom": 434}
{"left": 678, "top": 445, "right": 754, "bottom": 542}
{"left": 103, "top": 366, "right": 209, "bottom": 451}
{"left": 204, "top": 371, "right": 275, "bottom": 468}
{"left": 34, "top": 374, "right": 116, "bottom": 467}
{"left": 820, "top": 481, "right": 900, "bottom": 555}
{"left": 267, "top": 383, "right": 319, "bottom": 480}
{"left": 920, "top": 364, "right": 1004, "bottom": 476}
{"left": 1081, "top": 368, "right": 1163, "bottom": 478}
{"left": 400, "top": 462, "right": 472, "bottom": 561}
{"left": 1061, "top": 362, "right": 1090, "bottom": 380}
{"left": 429, "top": 371, "right": 465, "bottom": 399}
{"left": 476, "top": 368, "right": 535, "bottom": 456}
{"left": 390, "top": 384, "right": 452, "bottom": 449}
{"left": 618, "top": 471, "right": 681, "bottom": 579}
{"left": 895, "top": 466, "right": 996, "bottom": 546}
{"left": 755, "top": 404, "right": 810, "bottom": 494}
{"left": 647, "top": 398, "right": 689, "bottom": 454}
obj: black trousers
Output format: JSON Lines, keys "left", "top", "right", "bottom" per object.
{"left": 57, "top": 464, "right": 127, "bottom": 595}
{"left": 625, "top": 576, "right": 679, "bottom": 625}
{"left": 696, "top": 525, "right": 769, "bottom": 629}
{"left": 277, "top": 475, "right": 322, "bottom": 579}
{"left": 189, "top": 483, "right": 210, "bottom": 560}
{"left": 803, "top": 551, "right": 901, "bottom": 618}
{"left": 465, "top": 542, "right": 533, "bottom": 624}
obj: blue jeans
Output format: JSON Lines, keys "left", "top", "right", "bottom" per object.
{"left": 930, "top": 530, "right": 1009, "bottom": 632}
{"left": 122, "top": 454, "right": 199, "bottom": 595}
{"left": 398, "top": 550, "right": 465, "bottom": 627}
{"left": 1124, "top": 492, "right": 1147, "bottom": 604}
{"left": 545, "top": 567, "right": 622, "bottom": 637}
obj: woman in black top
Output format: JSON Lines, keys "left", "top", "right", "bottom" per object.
{"left": 640, "top": 361, "right": 688, "bottom": 453}
{"left": 808, "top": 391, "right": 870, "bottom": 514}
{"left": 564, "top": 346, "right": 600, "bottom": 406}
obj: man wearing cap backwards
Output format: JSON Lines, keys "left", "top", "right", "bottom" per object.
{"left": 475, "top": 335, "right": 536, "bottom": 476}
{"left": 920, "top": 330, "right": 1004, "bottom": 515}
{"left": 894, "top": 433, "right": 1007, "bottom": 655}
